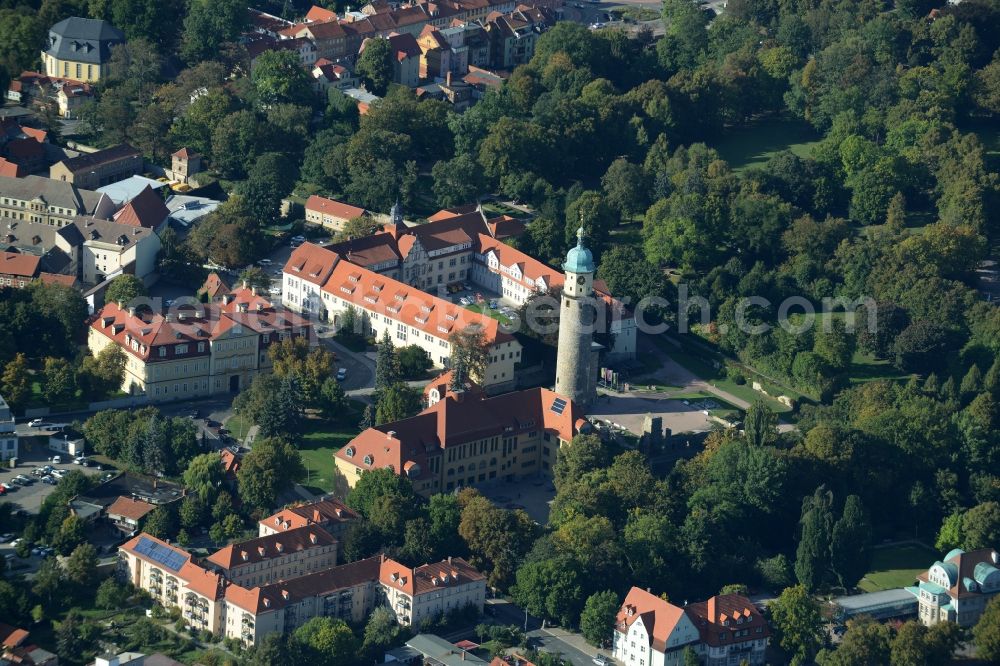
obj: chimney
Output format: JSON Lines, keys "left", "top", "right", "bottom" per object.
{"left": 387, "top": 430, "right": 396, "bottom": 439}
{"left": 164, "top": 314, "right": 174, "bottom": 322}
{"left": 446, "top": 71, "right": 452, "bottom": 86}
{"left": 448, "top": 556, "right": 452, "bottom": 564}
{"left": 117, "top": 300, "right": 124, "bottom": 310}
{"left": 251, "top": 285, "right": 257, "bottom": 296}
{"left": 309, "top": 533, "right": 317, "bottom": 544}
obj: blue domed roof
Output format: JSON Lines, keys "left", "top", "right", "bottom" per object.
{"left": 563, "top": 227, "right": 595, "bottom": 274}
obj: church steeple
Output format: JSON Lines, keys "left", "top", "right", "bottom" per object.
{"left": 390, "top": 198, "right": 404, "bottom": 227}
{"left": 555, "top": 225, "right": 597, "bottom": 409}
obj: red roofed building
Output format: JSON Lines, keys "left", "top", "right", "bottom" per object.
{"left": 204, "top": 525, "right": 338, "bottom": 588}
{"left": 335, "top": 386, "right": 589, "bottom": 496}
{"left": 379, "top": 555, "right": 486, "bottom": 626}
{"left": 219, "top": 448, "right": 241, "bottom": 485}
{"left": 87, "top": 286, "right": 311, "bottom": 401}
{"left": 0, "top": 251, "right": 41, "bottom": 287}
{"left": 914, "top": 547, "right": 1000, "bottom": 627}
{"left": 0, "top": 157, "right": 23, "bottom": 178}
{"left": 258, "top": 498, "right": 359, "bottom": 543}
{"left": 423, "top": 368, "right": 485, "bottom": 406}
{"left": 304, "top": 194, "right": 367, "bottom": 232}
{"left": 360, "top": 33, "right": 421, "bottom": 86}
{"left": 684, "top": 594, "right": 769, "bottom": 665}
{"left": 107, "top": 495, "right": 156, "bottom": 531}
{"left": 306, "top": 5, "right": 338, "bottom": 22}
{"left": 197, "top": 271, "right": 232, "bottom": 301}
{"left": 613, "top": 587, "right": 700, "bottom": 666}
{"left": 112, "top": 184, "right": 170, "bottom": 232}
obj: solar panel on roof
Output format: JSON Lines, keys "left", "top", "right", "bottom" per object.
{"left": 135, "top": 536, "right": 186, "bottom": 572}
{"left": 551, "top": 398, "right": 567, "bottom": 415}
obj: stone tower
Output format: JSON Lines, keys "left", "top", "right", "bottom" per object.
{"left": 555, "top": 227, "right": 597, "bottom": 409}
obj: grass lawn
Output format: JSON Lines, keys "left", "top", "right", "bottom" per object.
{"left": 465, "top": 302, "right": 514, "bottom": 326}
{"left": 858, "top": 543, "right": 937, "bottom": 592}
{"left": 712, "top": 117, "right": 824, "bottom": 172}
{"left": 225, "top": 414, "right": 253, "bottom": 441}
{"left": 298, "top": 401, "right": 365, "bottom": 495}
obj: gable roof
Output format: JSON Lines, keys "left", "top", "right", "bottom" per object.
{"left": 0, "top": 251, "right": 40, "bottom": 277}
{"left": 616, "top": 587, "right": 694, "bottom": 653}
{"left": 0, "top": 157, "right": 23, "bottom": 178}
{"left": 259, "top": 498, "right": 359, "bottom": 533}
{"left": 306, "top": 194, "right": 366, "bottom": 220}
{"left": 685, "top": 594, "right": 769, "bottom": 647}
{"left": 120, "top": 532, "right": 192, "bottom": 571}
{"left": 57, "top": 143, "right": 139, "bottom": 173}
{"left": 284, "top": 242, "right": 341, "bottom": 286}
{"left": 106, "top": 495, "right": 156, "bottom": 521}
{"left": 387, "top": 32, "right": 422, "bottom": 61}
{"left": 306, "top": 5, "right": 339, "bottom": 22}
{"left": 205, "top": 525, "right": 336, "bottom": 570}
{"left": 112, "top": 185, "right": 169, "bottom": 229}
{"left": 380, "top": 556, "right": 485, "bottom": 596}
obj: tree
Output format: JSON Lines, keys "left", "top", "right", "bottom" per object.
{"left": 511, "top": 555, "right": 586, "bottom": 627}
{"left": 974, "top": 596, "right": 1000, "bottom": 663}
{"left": 375, "top": 383, "right": 423, "bottom": 425}
{"left": 398, "top": 345, "right": 432, "bottom": 379}
{"left": 356, "top": 37, "right": 393, "bottom": 95}
{"left": 181, "top": 0, "right": 247, "bottom": 63}
{"left": 239, "top": 152, "right": 299, "bottom": 223}
{"left": 601, "top": 158, "right": 647, "bottom": 218}
{"left": 345, "top": 467, "right": 416, "bottom": 519}
{"left": 796, "top": 488, "right": 834, "bottom": 592}
{"left": 334, "top": 216, "right": 380, "bottom": 243}
{"left": 814, "top": 319, "right": 855, "bottom": 371}
{"left": 237, "top": 437, "right": 305, "bottom": 511}
{"left": 962, "top": 364, "right": 984, "bottom": 398}
{"left": 143, "top": 506, "right": 177, "bottom": 540}
{"left": 823, "top": 617, "right": 892, "bottom": 665}
{"left": 893, "top": 320, "right": 951, "bottom": 373}
{"left": 362, "top": 606, "right": 401, "bottom": 653}
{"left": 596, "top": 245, "right": 670, "bottom": 318}
{"left": 743, "top": 400, "right": 778, "bottom": 447}
{"left": 56, "top": 609, "right": 84, "bottom": 661}
{"left": 294, "top": 617, "right": 358, "bottom": 666}
{"left": 320, "top": 377, "right": 347, "bottom": 419}
{"left": 449, "top": 326, "right": 491, "bottom": 384}
{"left": 935, "top": 512, "right": 964, "bottom": 552}
{"left": 580, "top": 590, "right": 619, "bottom": 647}
{"left": 238, "top": 266, "right": 272, "bottom": 292}
{"left": 183, "top": 452, "right": 225, "bottom": 503}
{"left": 269, "top": 337, "right": 335, "bottom": 406}
{"left": 886, "top": 192, "right": 906, "bottom": 231}
{"left": 963, "top": 502, "right": 1000, "bottom": 550}
{"left": 432, "top": 155, "right": 487, "bottom": 208}
{"left": 769, "top": 585, "right": 823, "bottom": 665}
{"left": 891, "top": 620, "right": 961, "bottom": 666}
{"left": 564, "top": 191, "right": 615, "bottom": 260}
{"left": 460, "top": 492, "right": 538, "bottom": 588}
{"left": 831, "top": 495, "right": 871, "bottom": 589}
{"left": 32, "top": 557, "right": 64, "bottom": 607}
{"left": 1, "top": 353, "right": 30, "bottom": 406}
{"left": 64, "top": 542, "right": 98, "bottom": 585}
{"left": 375, "top": 330, "right": 400, "bottom": 392}
{"left": 95, "top": 578, "right": 129, "bottom": 610}
{"left": 554, "top": 433, "right": 610, "bottom": 488}
{"left": 42, "top": 356, "right": 75, "bottom": 403}
{"left": 251, "top": 50, "right": 314, "bottom": 107}
{"left": 245, "top": 633, "right": 308, "bottom": 666}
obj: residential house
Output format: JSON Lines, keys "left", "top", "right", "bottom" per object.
{"left": 246, "top": 36, "right": 318, "bottom": 73}
{"left": 75, "top": 216, "right": 159, "bottom": 284}
{"left": 106, "top": 495, "right": 156, "bottom": 533}
{"left": 360, "top": 33, "right": 421, "bottom": 87}
{"left": 41, "top": 17, "right": 125, "bottom": 83}
{"left": 49, "top": 143, "right": 143, "bottom": 189}
{"left": 57, "top": 80, "right": 93, "bottom": 118}
{"left": 311, "top": 58, "right": 358, "bottom": 93}
{"left": 304, "top": 194, "right": 366, "bottom": 232}
{"left": 613, "top": 587, "right": 701, "bottom": 666}
{"left": 343, "top": 86, "right": 381, "bottom": 113}
{"left": 87, "top": 286, "right": 311, "bottom": 400}
{"left": 198, "top": 272, "right": 232, "bottom": 302}
{"left": 0, "top": 393, "right": 17, "bottom": 464}
{"left": 379, "top": 556, "right": 487, "bottom": 626}
{"left": 111, "top": 185, "right": 170, "bottom": 233}
{"left": 481, "top": 6, "right": 554, "bottom": 69}
{"left": 0, "top": 623, "right": 58, "bottom": 665}
{"left": 219, "top": 449, "right": 241, "bottom": 487}
{"left": 203, "top": 526, "right": 338, "bottom": 588}
{"left": 0, "top": 251, "right": 41, "bottom": 287}
{"left": 685, "top": 594, "right": 769, "bottom": 666}
{"left": 335, "top": 386, "right": 589, "bottom": 496}
{"left": 282, "top": 21, "right": 349, "bottom": 61}
{"left": 417, "top": 25, "right": 454, "bottom": 79}
{"left": 258, "top": 498, "right": 359, "bottom": 543}
{"left": 416, "top": 74, "right": 473, "bottom": 111}
{"left": 911, "top": 547, "right": 1000, "bottom": 627}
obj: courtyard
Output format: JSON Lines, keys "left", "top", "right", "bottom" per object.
{"left": 587, "top": 391, "right": 726, "bottom": 437}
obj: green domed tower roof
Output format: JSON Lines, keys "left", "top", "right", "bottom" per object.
{"left": 563, "top": 226, "right": 595, "bottom": 274}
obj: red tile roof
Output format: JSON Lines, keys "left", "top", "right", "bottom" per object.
{"left": 0, "top": 157, "right": 22, "bottom": 178}
{"left": 616, "top": 587, "right": 691, "bottom": 653}
{"left": 172, "top": 147, "right": 197, "bottom": 159}
{"left": 386, "top": 32, "right": 422, "bottom": 61}
{"left": 423, "top": 369, "right": 485, "bottom": 402}
{"left": 306, "top": 194, "right": 366, "bottom": 221}
{"left": 205, "top": 525, "right": 336, "bottom": 570}
{"left": 306, "top": 5, "right": 338, "bottom": 22}
{"left": 0, "top": 251, "right": 40, "bottom": 278}
{"left": 685, "top": 594, "right": 769, "bottom": 648}
{"left": 219, "top": 449, "right": 241, "bottom": 479}
{"left": 20, "top": 127, "right": 46, "bottom": 143}
{"left": 0, "top": 623, "right": 28, "bottom": 649}
{"left": 380, "top": 556, "right": 485, "bottom": 596}
{"left": 180, "top": 561, "right": 226, "bottom": 600}
{"left": 285, "top": 242, "right": 341, "bottom": 287}
{"left": 38, "top": 272, "right": 76, "bottom": 287}
{"left": 260, "top": 499, "right": 358, "bottom": 533}
{"left": 199, "top": 272, "right": 231, "bottom": 300}
{"left": 113, "top": 185, "right": 169, "bottom": 229}
{"left": 107, "top": 496, "right": 156, "bottom": 521}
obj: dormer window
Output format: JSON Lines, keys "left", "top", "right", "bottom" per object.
{"left": 363, "top": 454, "right": 374, "bottom": 466}
{"left": 345, "top": 447, "right": 355, "bottom": 458}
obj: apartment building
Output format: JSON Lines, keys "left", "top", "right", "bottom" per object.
{"left": 0, "top": 393, "right": 17, "bottom": 463}
{"left": 379, "top": 556, "right": 487, "bottom": 626}
{"left": 76, "top": 216, "right": 159, "bottom": 284}
{"left": 0, "top": 174, "right": 115, "bottom": 227}
{"left": 613, "top": 587, "right": 701, "bottom": 666}
{"left": 41, "top": 17, "right": 125, "bottom": 83}
{"left": 304, "top": 194, "right": 366, "bottom": 232}
{"left": 685, "top": 594, "right": 769, "bottom": 666}
{"left": 335, "top": 385, "right": 588, "bottom": 496}
{"left": 50, "top": 143, "right": 143, "bottom": 189}
{"left": 119, "top": 532, "right": 484, "bottom": 647}
{"left": 912, "top": 547, "right": 1000, "bottom": 627}
{"left": 258, "top": 498, "right": 359, "bottom": 543}
{"left": 204, "top": 526, "right": 338, "bottom": 588}
{"left": 88, "top": 286, "right": 311, "bottom": 400}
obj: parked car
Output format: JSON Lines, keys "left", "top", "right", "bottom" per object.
{"left": 28, "top": 418, "right": 45, "bottom": 428}
{"left": 336, "top": 368, "right": 347, "bottom": 381}
{"left": 51, "top": 469, "right": 66, "bottom": 478}
{"left": 291, "top": 235, "right": 306, "bottom": 242}
{"left": 41, "top": 476, "right": 57, "bottom": 485}
{"left": 592, "top": 656, "right": 611, "bottom": 666}
{"left": 49, "top": 455, "right": 61, "bottom": 464}
{"left": 257, "top": 258, "right": 273, "bottom": 266}
{"left": 31, "top": 547, "right": 42, "bottom": 556}
{"left": 0, "top": 486, "right": 5, "bottom": 496}
{"left": 488, "top": 299, "right": 498, "bottom": 309}
{"left": 0, "top": 482, "right": 15, "bottom": 492}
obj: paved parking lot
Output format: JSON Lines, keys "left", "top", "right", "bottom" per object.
{"left": 1, "top": 450, "right": 106, "bottom": 514}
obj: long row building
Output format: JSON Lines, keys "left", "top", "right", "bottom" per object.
{"left": 118, "top": 502, "right": 486, "bottom": 647}
{"left": 282, "top": 204, "right": 635, "bottom": 393}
